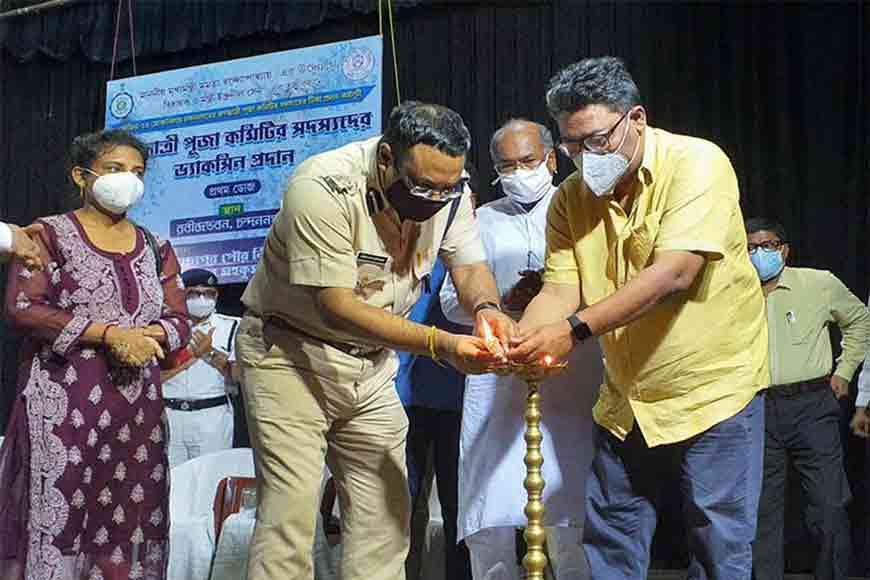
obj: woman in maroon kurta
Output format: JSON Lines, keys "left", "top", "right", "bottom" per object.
{"left": 0, "top": 130, "right": 191, "bottom": 580}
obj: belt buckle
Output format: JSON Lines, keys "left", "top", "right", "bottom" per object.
{"left": 180, "top": 401, "right": 191, "bottom": 411}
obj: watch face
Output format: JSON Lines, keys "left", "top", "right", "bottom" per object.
{"left": 569, "top": 315, "right": 591, "bottom": 341}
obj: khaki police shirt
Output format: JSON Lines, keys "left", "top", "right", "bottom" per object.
{"left": 241, "top": 136, "right": 486, "bottom": 349}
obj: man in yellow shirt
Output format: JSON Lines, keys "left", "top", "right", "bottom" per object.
{"left": 509, "top": 57, "right": 769, "bottom": 579}
{"left": 746, "top": 217, "right": 868, "bottom": 580}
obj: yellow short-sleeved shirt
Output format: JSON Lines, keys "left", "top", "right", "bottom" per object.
{"left": 544, "top": 127, "right": 770, "bottom": 446}
{"left": 241, "top": 136, "right": 486, "bottom": 347}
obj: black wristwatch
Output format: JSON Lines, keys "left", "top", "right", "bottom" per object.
{"left": 473, "top": 301, "right": 502, "bottom": 316}
{"left": 567, "top": 314, "right": 592, "bottom": 343}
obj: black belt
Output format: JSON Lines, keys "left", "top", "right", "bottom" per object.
{"left": 768, "top": 376, "right": 829, "bottom": 398}
{"left": 263, "top": 315, "right": 381, "bottom": 358}
{"left": 164, "top": 395, "right": 228, "bottom": 412}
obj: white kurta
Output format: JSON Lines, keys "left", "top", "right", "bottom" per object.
{"left": 441, "top": 188, "right": 603, "bottom": 542}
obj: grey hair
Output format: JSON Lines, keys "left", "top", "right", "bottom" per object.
{"left": 489, "top": 118, "right": 554, "bottom": 163}
{"left": 545, "top": 56, "right": 642, "bottom": 118}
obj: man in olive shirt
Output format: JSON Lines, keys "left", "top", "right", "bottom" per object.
{"left": 509, "top": 57, "right": 769, "bottom": 580}
{"left": 236, "top": 102, "right": 514, "bottom": 580}
{"left": 746, "top": 217, "right": 869, "bottom": 580}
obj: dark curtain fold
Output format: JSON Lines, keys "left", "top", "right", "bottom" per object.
{"left": 1, "top": 0, "right": 869, "bottom": 573}
{"left": 0, "top": 0, "right": 427, "bottom": 62}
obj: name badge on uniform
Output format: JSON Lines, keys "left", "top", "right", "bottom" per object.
{"left": 357, "top": 252, "right": 391, "bottom": 271}
{"left": 355, "top": 252, "right": 392, "bottom": 299}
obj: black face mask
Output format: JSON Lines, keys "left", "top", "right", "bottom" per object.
{"left": 383, "top": 177, "right": 451, "bottom": 223}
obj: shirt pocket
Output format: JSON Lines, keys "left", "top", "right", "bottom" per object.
{"left": 354, "top": 253, "right": 393, "bottom": 301}
{"left": 786, "top": 307, "right": 823, "bottom": 345}
{"left": 626, "top": 211, "right": 662, "bottom": 271}
{"left": 412, "top": 246, "right": 437, "bottom": 286}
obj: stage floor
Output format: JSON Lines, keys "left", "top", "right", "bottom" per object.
{"left": 648, "top": 573, "right": 866, "bottom": 580}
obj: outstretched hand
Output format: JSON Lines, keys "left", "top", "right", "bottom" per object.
{"left": 10, "top": 223, "right": 44, "bottom": 270}
{"left": 508, "top": 320, "right": 574, "bottom": 365}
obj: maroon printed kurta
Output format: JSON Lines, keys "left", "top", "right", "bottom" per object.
{"left": 0, "top": 212, "right": 191, "bottom": 580}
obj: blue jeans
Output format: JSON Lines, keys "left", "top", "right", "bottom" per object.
{"left": 583, "top": 393, "right": 765, "bottom": 580}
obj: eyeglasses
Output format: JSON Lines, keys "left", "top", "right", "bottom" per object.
{"left": 494, "top": 157, "right": 546, "bottom": 176}
{"left": 402, "top": 172, "right": 469, "bottom": 202}
{"left": 187, "top": 289, "right": 218, "bottom": 299}
{"left": 557, "top": 108, "right": 632, "bottom": 156}
{"left": 747, "top": 240, "right": 786, "bottom": 254}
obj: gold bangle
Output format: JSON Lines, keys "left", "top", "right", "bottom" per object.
{"left": 427, "top": 325, "right": 445, "bottom": 367}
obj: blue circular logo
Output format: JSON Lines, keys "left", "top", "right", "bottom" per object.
{"left": 342, "top": 48, "right": 375, "bottom": 81}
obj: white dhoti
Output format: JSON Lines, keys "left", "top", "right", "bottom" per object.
{"left": 466, "top": 526, "right": 587, "bottom": 580}
{"left": 457, "top": 341, "right": 601, "bottom": 579}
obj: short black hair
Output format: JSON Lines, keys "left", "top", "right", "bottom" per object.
{"left": 745, "top": 217, "right": 788, "bottom": 242}
{"left": 545, "top": 56, "right": 642, "bottom": 118}
{"left": 382, "top": 101, "right": 471, "bottom": 166}
{"left": 68, "top": 129, "right": 150, "bottom": 172}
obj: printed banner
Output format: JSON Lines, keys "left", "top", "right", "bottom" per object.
{"left": 105, "top": 36, "right": 383, "bottom": 283}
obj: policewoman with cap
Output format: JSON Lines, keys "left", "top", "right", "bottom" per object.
{"left": 161, "top": 268, "right": 240, "bottom": 468}
{"left": 237, "top": 101, "right": 513, "bottom": 580}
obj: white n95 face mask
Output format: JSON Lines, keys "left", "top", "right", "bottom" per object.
{"left": 85, "top": 170, "right": 145, "bottom": 215}
{"left": 575, "top": 150, "right": 632, "bottom": 197}
{"left": 497, "top": 160, "right": 553, "bottom": 204}
{"left": 570, "top": 121, "right": 640, "bottom": 198}
{"left": 186, "top": 296, "right": 216, "bottom": 319}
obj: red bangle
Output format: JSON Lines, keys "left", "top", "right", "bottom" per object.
{"left": 101, "top": 324, "right": 116, "bottom": 345}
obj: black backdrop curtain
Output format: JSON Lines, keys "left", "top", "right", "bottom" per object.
{"left": 1, "top": 0, "right": 869, "bottom": 573}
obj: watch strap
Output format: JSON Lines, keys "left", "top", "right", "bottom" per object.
{"left": 473, "top": 301, "right": 502, "bottom": 316}
{"left": 567, "top": 314, "right": 592, "bottom": 343}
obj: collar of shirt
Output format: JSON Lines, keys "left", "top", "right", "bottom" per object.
{"left": 363, "top": 136, "right": 384, "bottom": 194}
{"left": 192, "top": 315, "right": 214, "bottom": 330}
{"left": 637, "top": 128, "right": 657, "bottom": 187}
{"left": 361, "top": 136, "right": 404, "bottom": 220}
{"left": 769, "top": 266, "right": 794, "bottom": 292}
{"left": 504, "top": 185, "right": 559, "bottom": 215}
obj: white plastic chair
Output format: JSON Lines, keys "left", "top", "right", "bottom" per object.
{"left": 168, "top": 448, "right": 255, "bottom": 580}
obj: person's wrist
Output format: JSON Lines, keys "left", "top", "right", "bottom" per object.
{"left": 103, "top": 325, "right": 120, "bottom": 345}
{"left": 438, "top": 332, "right": 457, "bottom": 360}
{"left": 566, "top": 314, "right": 592, "bottom": 344}
{"left": 473, "top": 301, "right": 502, "bottom": 316}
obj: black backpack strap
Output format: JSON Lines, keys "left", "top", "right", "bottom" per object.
{"left": 442, "top": 196, "right": 462, "bottom": 241}
{"left": 430, "top": 196, "right": 464, "bottom": 270}
{"left": 135, "top": 224, "right": 163, "bottom": 275}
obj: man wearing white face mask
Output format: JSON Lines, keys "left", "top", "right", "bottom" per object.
{"left": 441, "top": 119, "right": 602, "bottom": 580}
{"left": 161, "top": 268, "right": 240, "bottom": 468}
{"left": 509, "top": 57, "right": 770, "bottom": 580}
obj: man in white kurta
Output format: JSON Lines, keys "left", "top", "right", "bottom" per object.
{"left": 441, "top": 120, "right": 602, "bottom": 579}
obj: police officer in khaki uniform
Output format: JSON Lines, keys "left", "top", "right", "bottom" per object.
{"left": 236, "top": 101, "right": 514, "bottom": 580}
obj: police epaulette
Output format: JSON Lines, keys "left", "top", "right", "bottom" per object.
{"left": 320, "top": 175, "right": 357, "bottom": 196}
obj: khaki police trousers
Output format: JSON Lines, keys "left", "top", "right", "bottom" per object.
{"left": 235, "top": 314, "right": 410, "bottom": 580}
